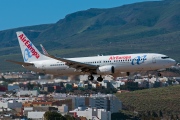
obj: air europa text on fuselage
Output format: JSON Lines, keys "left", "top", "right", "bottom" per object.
{"left": 18, "top": 34, "right": 40, "bottom": 59}
{"left": 109, "top": 55, "right": 131, "bottom": 60}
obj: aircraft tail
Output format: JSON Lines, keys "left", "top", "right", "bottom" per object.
{"left": 16, "top": 31, "right": 49, "bottom": 62}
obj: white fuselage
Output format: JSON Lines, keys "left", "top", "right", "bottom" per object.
{"left": 24, "top": 53, "right": 176, "bottom": 76}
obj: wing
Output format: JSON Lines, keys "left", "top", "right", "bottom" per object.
{"left": 6, "top": 60, "right": 34, "bottom": 66}
{"left": 46, "top": 54, "right": 98, "bottom": 73}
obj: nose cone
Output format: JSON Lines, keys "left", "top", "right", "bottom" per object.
{"left": 169, "top": 59, "right": 176, "bottom": 66}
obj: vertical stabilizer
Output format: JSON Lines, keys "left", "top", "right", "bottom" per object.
{"left": 16, "top": 31, "right": 47, "bottom": 62}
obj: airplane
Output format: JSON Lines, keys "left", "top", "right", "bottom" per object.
{"left": 6, "top": 31, "right": 176, "bottom": 82}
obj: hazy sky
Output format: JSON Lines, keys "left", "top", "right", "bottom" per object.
{"left": 0, "top": 0, "right": 157, "bottom": 31}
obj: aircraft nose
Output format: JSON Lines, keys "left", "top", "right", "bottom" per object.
{"left": 170, "top": 59, "right": 176, "bottom": 66}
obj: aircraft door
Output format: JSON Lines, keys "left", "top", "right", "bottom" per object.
{"left": 152, "top": 56, "right": 156, "bottom": 63}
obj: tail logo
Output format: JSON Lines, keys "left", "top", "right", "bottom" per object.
{"left": 24, "top": 43, "right": 33, "bottom": 61}
{"left": 18, "top": 34, "right": 40, "bottom": 60}
{"left": 131, "top": 55, "right": 147, "bottom": 65}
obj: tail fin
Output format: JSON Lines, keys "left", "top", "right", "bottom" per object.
{"left": 40, "top": 44, "right": 50, "bottom": 56}
{"left": 16, "top": 31, "right": 48, "bottom": 62}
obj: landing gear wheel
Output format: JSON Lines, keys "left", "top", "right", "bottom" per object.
{"left": 88, "top": 75, "right": 94, "bottom": 81}
{"left": 127, "top": 72, "right": 130, "bottom": 76}
{"left": 157, "top": 72, "right": 161, "bottom": 77}
{"left": 97, "top": 76, "right": 103, "bottom": 82}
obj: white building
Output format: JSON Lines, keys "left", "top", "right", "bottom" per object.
{"left": 23, "top": 107, "right": 33, "bottom": 116}
{"left": 18, "top": 90, "right": 38, "bottom": 97}
{"left": 58, "top": 104, "right": 68, "bottom": 113}
{"left": 24, "top": 106, "right": 59, "bottom": 116}
{"left": 70, "top": 107, "right": 111, "bottom": 120}
{"left": 24, "top": 107, "right": 33, "bottom": 111}
{"left": 1, "top": 97, "right": 35, "bottom": 103}
{"left": 110, "top": 81, "right": 121, "bottom": 89}
{"left": 0, "top": 100, "right": 22, "bottom": 109}
{"left": 101, "top": 80, "right": 111, "bottom": 89}
{"left": 97, "top": 109, "right": 111, "bottom": 120}
{"left": 101, "top": 80, "right": 122, "bottom": 89}
{"left": 28, "top": 111, "right": 45, "bottom": 119}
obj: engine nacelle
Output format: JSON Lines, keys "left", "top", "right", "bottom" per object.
{"left": 97, "top": 65, "right": 115, "bottom": 74}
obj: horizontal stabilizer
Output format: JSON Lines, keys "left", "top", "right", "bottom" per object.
{"left": 5, "top": 60, "right": 34, "bottom": 66}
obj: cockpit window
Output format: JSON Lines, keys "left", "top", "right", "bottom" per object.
{"left": 161, "top": 56, "right": 169, "bottom": 59}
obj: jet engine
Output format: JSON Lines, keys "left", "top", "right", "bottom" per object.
{"left": 97, "top": 65, "right": 115, "bottom": 74}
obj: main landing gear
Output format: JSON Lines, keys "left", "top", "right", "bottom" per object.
{"left": 126, "top": 72, "right": 130, "bottom": 76}
{"left": 88, "top": 75, "right": 103, "bottom": 82}
{"left": 97, "top": 75, "right": 103, "bottom": 82}
{"left": 157, "top": 72, "right": 162, "bottom": 77}
{"left": 88, "top": 75, "right": 94, "bottom": 81}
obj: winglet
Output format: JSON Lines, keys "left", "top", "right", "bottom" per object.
{"left": 40, "top": 44, "right": 50, "bottom": 56}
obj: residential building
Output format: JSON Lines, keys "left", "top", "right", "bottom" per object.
{"left": 24, "top": 106, "right": 58, "bottom": 116}
{"left": 28, "top": 111, "right": 45, "bottom": 120}
{"left": 8, "top": 84, "right": 19, "bottom": 91}
{"left": 18, "top": 90, "right": 39, "bottom": 97}
{"left": 0, "top": 100, "right": 22, "bottom": 109}
{"left": 88, "top": 94, "right": 122, "bottom": 113}
{"left": 43, "top": 86, "right": 54, "bottom": 92}
{"left": 27, "top": 99, "right": 73, "bottom": 110}
{"left": 58, "top": 104, "right": 68, "bottom": 113}
{"left": 70, "top": 107, "right": 111, "bottom": 120}
{"left": 101, "top": 80, "right": 111, "bottom": 89}
{"left": 72, "top": 97, "right": 85, "bottom": 110}
{"left": 1, "top": 97, "right": 35, "bottom": 103}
